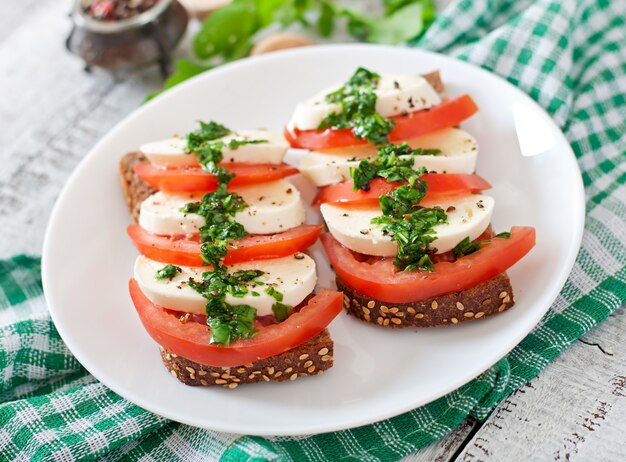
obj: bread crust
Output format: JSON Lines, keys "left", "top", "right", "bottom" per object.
{"left": 422, "top": 70, "right": 444, "bottom": 94}
{"left": 119, "top": 151, "right": 156, "bottom": 222}
{"left": 337, "top": 273, "right": 515, "bottom": 328}
{"left": 160, "top": 329, "right": 333, "bottom": 388}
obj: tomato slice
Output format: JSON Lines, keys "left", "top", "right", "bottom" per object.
{"left": 321, "top": 227, "right": 535, "bottom": 303}
{"left": 134, "top": 162, "right": 299, "bottom": 193}
{"left": 127, "top": 224, "right": 323, "bottom": 267}
{"left": 286, "top": 95, "right": 479, "bottom": 150}
{"left": 129, "top": 279, "right": 343, "bottom": 367}
{"left": 314, "top": 174, "right": 491, "bottom": 206}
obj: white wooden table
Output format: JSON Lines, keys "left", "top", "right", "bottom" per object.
{"left": 1, "top": 1, "right": 625, "bottom": 460}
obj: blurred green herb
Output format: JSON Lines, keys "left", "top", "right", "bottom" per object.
{"left": 146, "top": 60, "right": 211, "bottom": 101}
{"left": 149, "top": 0, "right": 436, "bottom": 99}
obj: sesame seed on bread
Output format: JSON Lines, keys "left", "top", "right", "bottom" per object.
{"left": 160, "top": 328, "right": 333, "bottom": 388}
{"left": 337, "top": 273, "right": 515, "bottom": 328}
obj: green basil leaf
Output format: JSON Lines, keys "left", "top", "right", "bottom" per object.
{"left": 193, "top": 1, "right": 260, "bottom": 59}
{"left": 317, "top": 0, "right": 335, "bottom": 36}
{"left": 366, "top": 3, "right": 424, "bottom": 44}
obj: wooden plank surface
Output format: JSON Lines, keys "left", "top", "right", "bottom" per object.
{"left": 449, "top": 308, "right": 626, "bottom": 462}
{"left": 1, "top": 2, "right": 624, "bottom": 461}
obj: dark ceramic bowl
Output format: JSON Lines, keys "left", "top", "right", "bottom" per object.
{"left": 66, "top": 0, "right": 188, "bottom": 75}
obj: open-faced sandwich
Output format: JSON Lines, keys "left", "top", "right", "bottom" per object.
{"left": 120, "top": 121, "right": 343, "bottom": 388}
{"left": 287, "top": 67, "right": 536, "bottom": 327}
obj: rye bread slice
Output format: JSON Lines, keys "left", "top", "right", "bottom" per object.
{"left": 160, "top": 328, "right": 333, "bottom": 388}
{"left": 337, "top": 273, "right": 515, "bottom": 328}
{"left": 119, "top": 151, "right": 156, "bottom": 223}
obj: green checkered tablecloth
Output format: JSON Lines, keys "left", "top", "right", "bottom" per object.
{"left": 1, "top": 0, "right": 625, "bottom": 460}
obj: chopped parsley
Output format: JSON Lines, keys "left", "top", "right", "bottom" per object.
{"left": 372, "top": 206, "right": 447, "bottom": 271}
{"left": 453, "top": 232, "right": 512, "bottom": 258}
{"left": 265, "top": 286, "right": 283, "bottom": 301}
{"left": 319, "top": 67, "right": 395, "bottom": 145}
{"left": 350, "top": 143, "right": 448, "bottom": 271}
{"left": 187, "top": 269, "right": 263, "bottom": 344}
{"left": 185, "top": 120, "right": 268, "bottom": 183}
{"left": 453, "top": 236, "right": 483, "bottom": 258}
{"left": 187, "top": 120, "right": 231, "bottom": 150}
{"left": 155, "top": 264, "right": 182, "bottom": 280}
{"left": 180, "top": 184, "right": 248, "bottom": 248}
{"left": 272, "top": 302, "right": 293, "bottom": 322}
{"left": 171, "top": 120, "right": 292, "bottom": 345}
{"left": 350, "top": 143, "right": 441, "bottom": 191}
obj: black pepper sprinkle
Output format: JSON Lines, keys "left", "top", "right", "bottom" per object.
{"left": 342, "top": 213, "right": 349, "bottom": 217}
{"left": 294, "top": 253, "right": 305, "bottom": 260}
{"left": 477, "top": 201, "right": 484, "bottom": 209}
{"left": 286, "top": 188, "right": 292, "bottom": 194}
{"left": 408, "top": 97, "right": 415, "bottom": 108}
{"left": 393, "top": 80, "right": 400, "bottom": 89}
{"left": 446, "top": 206, "right": 456, "bottom": 213}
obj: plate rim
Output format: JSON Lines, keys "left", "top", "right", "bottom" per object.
{"left": 42, "top": 43, "right": 585, "bottom": 435}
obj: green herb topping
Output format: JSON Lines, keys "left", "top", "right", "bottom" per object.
{"left": 187, "top": 120, "right": 231, "bottom": 149}
{"left": 319, "top": 67, "right": 395, "bottom": 145}
{"left": 155, "top": 264, "right": 182, "bottom": 281}
{"left": 185, "top": 120, "right": 268, "bottom": 184}
{"left": 265, "top": 286, "right": 283, "bottom": 301}
{"left": 351, "top": 143, "right": 447, "bottom": 271}
{"left": 452, "top": 236, "right": 483, "bottom": 258}
{"left": 173, "top": 121, "right": 292, "bottom": 345}
{"left": 350, "top": 143, "right": 441, "bottom": 191}
{"left": 180, "top": 185, "right": 249, "bottom": 249}
{"left": 187, "top": 269, "right": 263, "bottom": 345}
{"left": 272, "top": 302, "right": 293, "bottom": 322}
{"left": 453, "top": 232, "right": 512, "bottom": 258}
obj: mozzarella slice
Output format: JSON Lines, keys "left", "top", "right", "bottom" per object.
{"left": 139, "top": 180, "right": 305, "bottom": 236}
{"left": 232, "top": 180, "right": 305, "bottom": 234}
{"left": 140, "top": 130, "right": 289, "bottom": 168}
{"left": 134, "top": 254, "right": 317, "bottom": 317}
{"left": 320, "top": 194, "right": 494, "bottom": 257}
{"left": 289, "top": 74, "right": 441, "bottom": 131}
{"left": 299, "top": 128, "right": 478, "bottom": 187}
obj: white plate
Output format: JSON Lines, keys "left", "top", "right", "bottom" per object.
{"left": 42, "top": 44, "right": 584, "bottom": 436}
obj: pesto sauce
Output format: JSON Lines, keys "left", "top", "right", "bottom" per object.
{"left": 350, "top": 143, "right": 447, "bottom": 271}
{"left": 171, "top": 121, "right": 292, "bottom": 345}
{"left": 318, "top": 67, "right": 395, "bottom": 145}
{"left": 453, "top": 231, "right": 511, "bottom": 258}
